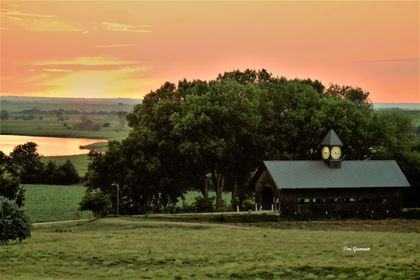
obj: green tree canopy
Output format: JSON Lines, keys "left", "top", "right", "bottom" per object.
{"left": 84, "top": 69, "right": 420, "bottom": 212}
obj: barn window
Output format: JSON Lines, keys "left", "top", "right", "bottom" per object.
{"left": 298, "top": 198, "right": 311, "bottom": 204}
{"left": 344, "top": 198, "right": 356, "bottom": 203}
{"left": 359, "top": 197, "right": 371, "bottom": 203}
{"left": 313, "top": 198, "right": 325, "bottom": 204}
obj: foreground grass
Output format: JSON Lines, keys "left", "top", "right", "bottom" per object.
{"left": 22, "top": 184, "right": 93, "bottom": 223}
{"left": 0, "top": 217, "right": 419, "bottom": 279}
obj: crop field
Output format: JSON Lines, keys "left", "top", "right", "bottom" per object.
{"left": 22, "top": 185, "right": 231, "bottom": 223}
{"left": 22, "top": 184, "right": 93, "bottom": 223}
{"left": 0, "top": 217, "right": 419, "bottom": 279}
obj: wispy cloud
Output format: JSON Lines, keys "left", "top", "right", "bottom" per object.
{"left": 0, "top": 9, "right": 55, "bottom": 18}
{"left": 34, "top": 57, "right": 140, "bottom": 67}
{"left": 1, "top": 9, "right": 82, "bottom": 32}
{"left": 102, "top": 22, "right": 151, "bottom": 33}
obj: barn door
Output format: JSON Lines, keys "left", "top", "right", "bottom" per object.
{"left": 261, "top": 185, "right": 274, "bottom": 210}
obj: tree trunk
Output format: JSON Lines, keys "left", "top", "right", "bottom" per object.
{"left": 215, "top": 172, "right": 224, "bottom": 211}
{"left": 199, "top": 176, "right": 209, "bottom": 200}
{"left": 231, "top": 174, "right": 238, "bottom": 211}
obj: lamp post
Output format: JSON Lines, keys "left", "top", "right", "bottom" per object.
{"left": 112, "top": 181, "right": 120, "bottom": 216}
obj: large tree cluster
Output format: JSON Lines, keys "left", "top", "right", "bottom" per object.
{"left": 84, "top": 69, "right": 420, "bottom": 213}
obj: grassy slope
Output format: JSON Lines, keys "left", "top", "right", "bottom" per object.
{"left": 0, "top": 217, "right": 419, "bottom": 279}
{"left": 22, "top": 184, "right": 93, "bottom": 223}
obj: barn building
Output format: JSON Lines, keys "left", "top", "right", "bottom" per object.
{"left": 254, "top": 129, "right": 410, "bottom": 216}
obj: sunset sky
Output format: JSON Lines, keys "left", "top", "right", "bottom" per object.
{"left": 0, "top": 1, "right": 419, "bottom": 102}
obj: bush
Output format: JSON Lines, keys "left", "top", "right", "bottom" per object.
{"left": 242, "top": 196, "right": 255, "bottom": 211}
{"left": 0, "top": 196, "right": 31, "bottom": 244}
{"left": 192, "top": 196, "right": 215, "bottom": 212}
{"left": 79, "top": 189, "right": 112, "bottom": 218}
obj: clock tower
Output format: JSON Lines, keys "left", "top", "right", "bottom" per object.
{"left": 320, "top": 129, "right": 343, "bottom": 168}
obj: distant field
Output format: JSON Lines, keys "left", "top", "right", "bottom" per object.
{"left": 22, "top": 184, "right": 93, "bottom": 223}
{"left": 1, "top": 99, "right": 138, "bottom": 113}
{"left": 0, "top": 217, "right": 419, "bottom": 279}
{"left": 0, "top": 114, "right": 131, "bottom": 141}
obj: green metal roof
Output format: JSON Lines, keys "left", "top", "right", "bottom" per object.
{"left": 321, "top": 129, "right": 343, "bottom": 146}
{"left": 263, "top": 160, "right": 410, "bottom": 189}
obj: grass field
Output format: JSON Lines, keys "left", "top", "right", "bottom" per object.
{"left": 0, "top": 217, "right": 419, "bottom": 279}
{"left": 22, "top": 184, "right": 93, "bottom": 223}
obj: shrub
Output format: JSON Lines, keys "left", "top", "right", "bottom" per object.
{"left": 79, "top": 189, "right": 112, "bottom": 218}
{"left": 192, "top": 196, "right": 215, "bottom": 212}
{"left": 242, "top": 196, "right": 255, "bottom": 211}
{"left": 0, "top": 196, "right": 31, "bottom": 244}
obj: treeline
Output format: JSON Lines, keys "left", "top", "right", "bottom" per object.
{"left": 82, "top": 69, "right": 420, "bottom": 215}
{"left": 0, "top": 142, "right": 80, "bottom": 206}
{"left": 4, "top": 108, "right": 129, "bottom": 116}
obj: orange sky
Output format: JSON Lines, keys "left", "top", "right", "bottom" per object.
{"left": 0, "top": 0, "right": 419, "bottom": 102}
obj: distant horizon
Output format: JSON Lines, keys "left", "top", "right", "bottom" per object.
{"left": 1, "top": 95, "right": 419, "bottom": 110}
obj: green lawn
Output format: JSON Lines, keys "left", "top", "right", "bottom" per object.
{"left": 22, "top": 184, "right": 93, "bottom": 223}
{"left": 0, "top": 217, "right": 419, "bottom": 279}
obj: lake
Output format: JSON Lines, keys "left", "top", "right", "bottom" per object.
{"left": 0, "top": 135, "right": 107, "bottom": 156}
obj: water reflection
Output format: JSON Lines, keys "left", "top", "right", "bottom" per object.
{"left": 0, "top": 135, "right": 107, "bottom": 156}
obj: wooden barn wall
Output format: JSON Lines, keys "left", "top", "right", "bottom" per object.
{"left": 279, "top": 188, "right": 404, "bottom": 214}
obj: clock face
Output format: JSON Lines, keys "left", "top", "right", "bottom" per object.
{"left": 321, "top": 146, "right": 330, "bottom": 160}
{"left": 331, "top": 146, "right": 342, "bottom": 159}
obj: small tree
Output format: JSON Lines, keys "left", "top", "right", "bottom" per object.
{"left": 0, "top": 196, "right": 31, "bottom": 244}
{"left": 79, "top": 189, "right": 112, "bottom": 217}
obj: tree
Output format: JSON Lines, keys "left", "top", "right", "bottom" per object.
{"left": 0, "top": 152, "right": 25, "bottom": 207}
{"left": 9, "top": 142, "right": 44, "bottom": 184}
{"left": 117, "top": 111, "right": 127, "bottom": 131}
{"left": 0, "top": 109, "right": 9, "bottom": 120}
{"left": 0, "top": 196, "right": 31, "bottom": 244}
{"left": 57, "top": 160, "right": 80, "bottom": 185}
{"left": 79, "top": 189, "right": 112, "bottom": 217}
{"left": 55, "top": 109, "right": 64, "bottom": 122}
